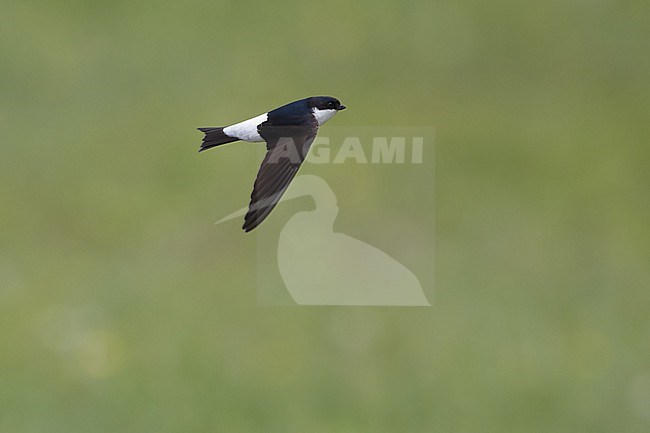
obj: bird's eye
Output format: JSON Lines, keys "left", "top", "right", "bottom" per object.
{"left": 328, "top": 101, "right": 335, "bottom": 107}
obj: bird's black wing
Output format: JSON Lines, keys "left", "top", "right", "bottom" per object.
{"left": 243, "top": 119, "right": 318, "bottom": 232}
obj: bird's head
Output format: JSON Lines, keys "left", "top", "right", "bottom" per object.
{"left": 309, "top": 96, "right": 346, "bottom": 112}
{"left": 309, "top": 96, "right": 346, "bottom": 126}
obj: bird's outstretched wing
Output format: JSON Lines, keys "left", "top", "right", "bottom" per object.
{"left": 243, "top": 121, "right": 318, "bottom": 232}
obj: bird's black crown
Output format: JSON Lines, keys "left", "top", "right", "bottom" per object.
{"left": 308, "top": 96, "right": 346, "bottom": 111}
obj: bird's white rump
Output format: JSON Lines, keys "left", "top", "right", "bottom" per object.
{"left": 223, "top": 113, "right": 268, "bottom": 142}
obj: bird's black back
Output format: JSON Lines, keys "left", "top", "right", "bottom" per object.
{"left": 265, "top": 98, "right": 314, "bottom": 126}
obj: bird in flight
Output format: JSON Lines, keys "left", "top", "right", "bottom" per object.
{"left": 198, "top": 96, "right": 346, "bottom": 232}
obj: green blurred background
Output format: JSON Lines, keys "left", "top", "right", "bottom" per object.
{"left": 1, "top": 0, "right": 649, "bottom": 431}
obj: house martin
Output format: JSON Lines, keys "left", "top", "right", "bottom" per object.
{"left": 198, "top": 96, "right": 346, "bottom": 232}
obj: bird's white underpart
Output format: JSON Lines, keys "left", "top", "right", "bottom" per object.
{"left": 312, "top": 108, "right": 338, "bottom": 126}
{"left": 223, "top": 113, "right": 268, "bottom": 142}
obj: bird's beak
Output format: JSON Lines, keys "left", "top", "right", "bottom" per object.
{"left": 337, "top": 105, "right": 347, "bottom": 111}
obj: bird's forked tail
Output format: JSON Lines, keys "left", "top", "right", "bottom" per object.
{"left": 197, "top": 127, "right": 239, "bottom": 152}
